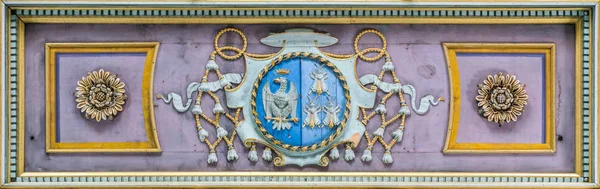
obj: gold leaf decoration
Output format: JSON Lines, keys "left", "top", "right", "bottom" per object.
{"left": 475, "top": 72, "right": 528, "bottom": 126}
{"left": 74, "top": 69, "right": 128, "bottom": 122}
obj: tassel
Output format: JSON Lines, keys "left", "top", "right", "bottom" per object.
{"left": 191, "top": 104, "right": 203, "bottom": 115}
{"left": 227, "top": 146, "right": 238, "bottom": 161}
{"left": 399, "top": 104, "right": 411, "bottom": 116}
{"left": 216, "top": 126, "right": 228, "bottom": 138}
{"left": 344, "top": 144, "right": 355, "bottom": 161}
{"left": 205, "top": 56, "right": 219, "bottom": 71}
{"left": 373, "top": 127, "right": 385, "bottom": 138}
{"left": 392, "top": 127, "right": 404, "bottom": 142}
{"left": 329, "top": 146, "right": 340, "bottom": 160}
{"left": 207, "top": 150, "right": 218, "bottom": 164}
{"left": 248, "top": 145, "right": 258, "bottom": 162}
{"left": 262, "top": 147, "right": 273, "bottom": 161}
{"left": 382, "top": 58, "right": 395, "bottom": 71}
{"left": 361, "top": 146, "right": 373, "bottom": 162}
{"left": 213, "top": 103, "right": 225, "bottom": 114}
{"left": 197, "top": 128, "right": 209, "bottom": 141}
{"left": 382, "top": 150, "right": 393, "bottom": 164}
{"left": 375, "top": 103, "right": 387, "bottom": 114}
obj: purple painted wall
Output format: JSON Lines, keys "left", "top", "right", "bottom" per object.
{"left": 56, "top": 53, "right": 149, "bottom": 142}
{"left": 456, "top": 54, "right": 546, "bottom": 143}
{"left": 25, "top": 24, "right": 575, "bottom": 173}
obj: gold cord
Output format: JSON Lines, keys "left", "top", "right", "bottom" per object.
{"left": 199, "top": 27, "right": 408, "bottom": 163}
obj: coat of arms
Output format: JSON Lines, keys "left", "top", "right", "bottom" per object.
{"left": 159, "top": 28, "right": 443, "bottom": 166}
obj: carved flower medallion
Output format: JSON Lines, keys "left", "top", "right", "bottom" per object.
{"left": 75, "top": 69, "right": 128, "bottom": 122}
{"left": 475, "top": 72, "right": 528, "bottom": 126}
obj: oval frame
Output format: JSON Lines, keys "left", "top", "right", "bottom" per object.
{"left": 250, "top": 51, "right": 351, "bottom": 153}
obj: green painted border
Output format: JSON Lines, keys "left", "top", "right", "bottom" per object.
{"left": 582, "top": 12, "right": 592, "bottom": 181}
{"left": 6, "top": 8, "right": 592, "bottom": 184}
{"left": 12, "top": 9, "right": 590, "bottom": 17}
{"left": 8, "top": 13, "right": 17, "bottom": 181}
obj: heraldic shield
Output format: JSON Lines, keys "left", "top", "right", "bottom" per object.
{"left": 159, "top": 28, "right": 442, "bottom": 167}
{"left": 231, "top": 29, "right": 368, "bottom": 167}
{"left": 255, "top": 57, "right": 349, "bottom": 146}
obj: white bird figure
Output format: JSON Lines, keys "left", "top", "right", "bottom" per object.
{"left": 262, "top": 77, "right": 299, "bottom": 130}
{"left": 303, "top": 96, "right": 321, "bottom": 129}
{"left": 309, "top": 63, "right": 329, "bottom": 95}
{"left": 322, "top": 96, "right": 341, "bottom": 129}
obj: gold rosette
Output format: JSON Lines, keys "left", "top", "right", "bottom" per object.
{"left": 74, "top": 69, "right": 128, "bottom": 122}
{"left": 475, "top": 72, "right": 528, "bottom": 126}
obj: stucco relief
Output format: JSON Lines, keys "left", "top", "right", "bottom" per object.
{"left": 159, "top": 28, "right": 443, "bottom": 166}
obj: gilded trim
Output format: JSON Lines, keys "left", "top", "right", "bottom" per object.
{"left": 0, "top": 183, "right": 598, "bottom": 189}
{"left": 575, "top": 19, "right": 584, "bottom": 176}
{"left": 2, "top": 0, "right": 600, "bottom": 6}
{"left": 1, "top": 6, "right": 6, "bottom": 185}
{"left": 588, "top": 11, "right": 594, "bottom": 183}
{"left": 16, "top": 17, "right": 582, "bottom": 25}
{"left": 44, "top": 42, "right": 162, "bottom": 153}
{"left": 18, "top": 171, "right": 582, "bottom": 178}
{"left": 5, "top": 0, "right": 600, "bottom": 3}
{"left": 16, "top": 19, "right": 24, "bottom": 177}
{"left": 5, "top": 8, "right": 11, "bottom": 184}
{"left": 6, "top": 7, "right": 597, "bottom": 11}
{"left": 442, "top": 43, "right": 558, "bottom": 154}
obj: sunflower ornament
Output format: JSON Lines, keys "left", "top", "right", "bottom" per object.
{"left": 475, "top": 72, "right": 528, "bottom": 126}
{"left": 74, "top": 69, "right": 128, "bottom": 122}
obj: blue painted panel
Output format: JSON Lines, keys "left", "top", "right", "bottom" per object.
{"left": 256, "top": 57, "right": 346, "bottom": 147}
{"left": 256, "top": 58, "right": 303, "bottom": 146}
{"left": 299, "top": 58, "right": 346, "bottom": 146}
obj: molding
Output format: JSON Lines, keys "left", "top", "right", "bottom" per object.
{"left": 591, "top": 1, "right": 600, "bottom": 188}
{"left": 0, "top": 1, "right": 4, "bottom": 186}
{"left": 1, "top": 0, "right": 599, "bottom": 7}
{"left": 44, "top": 42, "right": 162, "bottom": 153}
{"left": 4, "top": 6, "right": 10, "bottom": 185}
{"left": 441, "top": 43, "right": 557, "bottom": 154}
{"left": 16, "top": 17, "right": 583, "bottom": 25}
{"left": 15, "top": 17, "right": 22, "bottom": 178}
{"left": 1, "top": 182, "right": 600, "bottom": 189}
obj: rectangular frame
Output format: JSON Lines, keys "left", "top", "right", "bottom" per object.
{"left": 45, "top": 42, "right": 162, "bottom": 153}
{"left": 442, "top": 43, "right": 557, "bottom": 154}
{"left": 0, "top": 2, "right": 595, "bottom": 189}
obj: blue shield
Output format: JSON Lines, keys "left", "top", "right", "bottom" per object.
{"left": 256, "top": 57, "right": 347, "bottom": 147}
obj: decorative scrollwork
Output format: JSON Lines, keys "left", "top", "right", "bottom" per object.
{"left": 476, "top": 72, "right": 528, "bottom": 126}
{"left": 74, "top": 69, "right": 128, "bottom": 122}
{"left": 319, "top": 156, "right": 330, "bottom": 167}
{"left": 273, "top": 156, "right": 285, "bottom": 166}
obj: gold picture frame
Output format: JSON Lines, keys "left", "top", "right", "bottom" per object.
{"left": 44, "top": 42, "right": 162, "bottom": 153}
{"left": 442, "top": 43, "right": 557, "bottom": 154}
